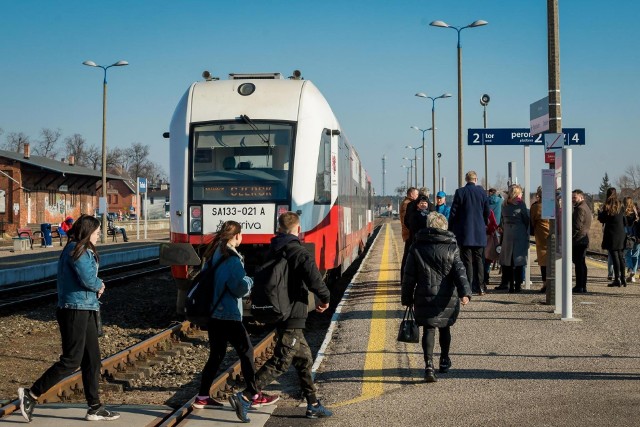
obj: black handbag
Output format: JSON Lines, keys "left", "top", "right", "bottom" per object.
{"left": 397, "top": 306, "right": 420, "bottom": 343}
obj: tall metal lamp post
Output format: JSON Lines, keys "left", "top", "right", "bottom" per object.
{"left": 437, "top": 152, "right": 442, "bottom": 192}
{"left": 405, "top": 145, "right": 422, "bottom": 187}
{"left": 480, "top": 94, "right": 490, "bottom": 188}
{"left": 83, "top": 60, "right": 128, "bottom": 243}
{"left": 401, "top": 164, "right": 411, "bottom": 190}
{"left": 430, "top": 20, "right": 488, "bottom": 187}
{"left": 415, "top": 92, "right": 451, "bottom": 195}
{"left": 403, "top": 157, "right": 418, "bottom": 187}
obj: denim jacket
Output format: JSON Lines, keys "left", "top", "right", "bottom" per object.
{"left": 207, "top": 244, "right": 253, "bottom": 321}
{"left": 57, "top": 242, "right": 103, "bottom": 310}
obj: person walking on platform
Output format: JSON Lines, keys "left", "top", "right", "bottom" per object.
{"left": 18, "top": 215, "right": 120, "bottom": 422}
{"left": 448, "top": 171, "right": 490, "bottom": 295}
{"left": 530, "top": 187, "right": 550, "bottom": 293}
{"left": 496, "top": 184, "right": 530, "bottom": 293}
{"left": 434, "top": 191, "right": 451, "bottom": 220}
{"left": 599, "top": 187, "right": 627, "bottom": 287}
{"left": 402, "top": 212, "right": 472, "bottom": 383}
{"left": 572, "top": 189, "right": 592, "bottom": 293}
{"left": 230, "top": 212, "right": 332, "bottom": 421}
{"left": 400, "top": 187, "right": 418, "bottom": 279}
{"left": 193, "top": 221, "right": 276, "bottom": 417}
{"left": 404, "top": 187, "right": 435, "bottom": 240}
{"left": 623, "top": 196, "right": 638, "bottom": 283}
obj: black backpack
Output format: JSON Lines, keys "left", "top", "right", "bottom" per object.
{"left": 250, "top": 247, "right": 302, "bottom": 323}
{"left": 185, "top": 254, "right": 229, "bottom": 329}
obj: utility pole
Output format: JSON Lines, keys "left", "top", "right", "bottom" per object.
{"left": 547, "top": 0, "right": 562, "bottom": 306}
{"left": 382, "top": 155, "right": 386, "bottom": 196}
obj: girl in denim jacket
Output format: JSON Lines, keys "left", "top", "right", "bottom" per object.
{"left": 193, "top": 221, "right": 277, "bottom": 416}
{"left": 18, "top": 215, "right": 120, "bottom": 422}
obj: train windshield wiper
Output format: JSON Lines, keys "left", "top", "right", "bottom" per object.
{"left": 240, "top": 115, "right": 271, "bottom": 146}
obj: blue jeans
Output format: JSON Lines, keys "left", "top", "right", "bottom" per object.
{"left": 626, "top": 244, "right": 639, "bottom": 274}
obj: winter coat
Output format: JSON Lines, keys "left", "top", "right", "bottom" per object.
{"left": 448, "top": 182, "right": 490, "bottom": 247}
{"left": 268, "top": 233, "right": 330, "bottom": 329}
{"left": 435, "top": 203, "right": 451, "bottom": 220}
{"left": 499, "top": 200, "right": 530, "bottom": 267}
{"left": 404, "top": 198, "right": 435, "bottom": 242}
{"left": 57, "top": 242, "right": 103, "bottom": 311}
{"left": 401, "top": 228, "right": 472, "bottom": 328}
{"left": 207, "top": 245, "right": 253, "bottom": 322}
{"left": 598, "top": 208, "right": 625, "bottom": 251}
{"left": 530, "top": 201, "right": 550, "bottom": 267}
{"left": 488, "top": 193, "right": 503, "bottom": 222}
{"left": 400, "top": 196, "right": 413, "bottom": 241}
{"left": 572, "top": 200, "right": 592, "bottom": 245}
{"left": 409, "top": 208, "right": 432, "bottom": 241}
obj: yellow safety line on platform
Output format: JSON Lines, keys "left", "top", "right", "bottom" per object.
{"left": 332, "top": 224, "right": 395, "bottom": 407}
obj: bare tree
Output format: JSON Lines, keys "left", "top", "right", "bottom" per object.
{"left": 107, "top": 147, "right": 126, "bottom": 171}
{"left": 34, "top": 128, "right": 62, "bottom": 159}
{"left": 491, "top": 172, "right": 508, "bottom": 192}
{"left": 125, "top": 142, "right": 151, "bottom": 180}
{"left": 616, "top": 166, "right": 640, "bottom": 198}
{"left": 85, "top": 145, "right": 101, "bottom": 169}
{"left": 64, "top": 134, "right": 88, "bottom": 166}
{"left": 3, "top": 132, "right": 31, "bottom": 152}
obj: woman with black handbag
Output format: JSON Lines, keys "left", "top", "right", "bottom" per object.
{"left": 401, "top": 212, "right": 472, "bottom": 383}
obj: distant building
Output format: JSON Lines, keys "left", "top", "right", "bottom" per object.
{"left": 0, "top": 144, "right": 127, "bottom": 236}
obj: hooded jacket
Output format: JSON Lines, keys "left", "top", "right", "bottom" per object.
{"left": 207, "top": 244, "right": 253, "bottom": 322}
{"left": 268, "top": 232, "right": 330, "bottom": 329}
{"left": 401, "top": 228, "right": 471, "bottom": 328}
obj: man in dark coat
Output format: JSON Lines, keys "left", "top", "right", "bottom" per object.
{"left": 404, "top": 187, "right": 435, "bottom": 242}
{"left": 448, "top": 171, "right": 490, "bottom": 294}
{"left": 572, "top": 189, "right": 592, "bottom": 292}
{"left": 249, "top": 212, "right": 333, "bottom": 419}
{"left": 402, "top": 212, "right": 472, "bottom": 383}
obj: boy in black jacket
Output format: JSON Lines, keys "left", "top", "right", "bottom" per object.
{"left": 230, "top": 212, "right": 332, "bottom": 421}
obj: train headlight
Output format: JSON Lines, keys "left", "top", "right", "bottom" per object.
{"left": 190, "top": 219, "right": 202, "bottom": 233}
{"left": 238, "top": 83, "right": 256, "bottom": 96}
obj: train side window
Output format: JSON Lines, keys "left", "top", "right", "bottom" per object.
{"left": 314, "top": 129, "right": 331, "bottom": 204}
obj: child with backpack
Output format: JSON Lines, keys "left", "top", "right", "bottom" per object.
{"left": 193, "top": 221, "right": 278, "bottom": 416}
{"left": 229, "top": 212, "right": 333, "bottom": 421}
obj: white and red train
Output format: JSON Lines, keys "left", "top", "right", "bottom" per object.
{"left": 167, "top": 71, "right": 373, "bottom": 296}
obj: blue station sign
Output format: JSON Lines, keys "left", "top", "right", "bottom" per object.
{"left": 467, "top": 128, "right": 585, "bottom": 146}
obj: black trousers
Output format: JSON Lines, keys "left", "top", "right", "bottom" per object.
{"left": 609, "top": 249, "right": 626, "bottom": 282}
{"left": 460, "top": 246, "right": 484, "bottom": 292}
{"left": 199, "top": 318, "right": 258, "bottom": 397}
{"left": 31, "top": 308, "right": 101, "bottom": 406}
{"left": 255, "top": 328, "right": 316, "bottom": 404}
{"left": 401, "top": 240, "right": 412, "bottom": 281}
{"left": 572, "top": 243, "right": 588, "bottom": 289}
{"left": 422, "top": 326, "right": 451, "bottom": 363}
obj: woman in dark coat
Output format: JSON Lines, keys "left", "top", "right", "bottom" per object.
{"left": 498, "top": 184, "right": 530, "bottom": 293}
{"left": 598, "top": 187, "right": 627, "bottom": 286}
{"left": 401, "top": 212, "right": 472, "bottom": 383}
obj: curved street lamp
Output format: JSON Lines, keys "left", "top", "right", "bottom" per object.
{"left": 415, "top": 92, "right": 451, "bottom": 196}
{"left": 405, "top": 144, "right": 423, "bottom": 188}
{"left": 430, "top": 19, "right": 488, "bottom": 187}
{"left": 83, "top": 60, "right": 129, "bottom": 243}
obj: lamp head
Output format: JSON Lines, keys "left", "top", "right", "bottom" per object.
{"left": 441, "top": 93, "right": 452, "bottom": 99}
{"left": 82, "top": 60, "right": 97, "bottom": 67}
{"left": 469, "top": 20, "right": 488, "bottom": 27}
{"left": 430, "top": 20, "right": 449, "bottom": 28}
{"left": 415, "top": 92, "right": 427, "bottom": 98}
{"left": 112, "top": 60, "right": 128, "bottom": 66}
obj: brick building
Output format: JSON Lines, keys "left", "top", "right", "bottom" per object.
{"left": 0, "top": 145, "right": 127, "bottom": 237}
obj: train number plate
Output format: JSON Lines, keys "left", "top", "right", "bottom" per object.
{"left": 202, "top": 204, "right": 275, "bottom": 234}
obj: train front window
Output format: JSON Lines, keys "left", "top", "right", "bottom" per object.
{"left": 191, "top": 121, "right": 293, "bottom": 201}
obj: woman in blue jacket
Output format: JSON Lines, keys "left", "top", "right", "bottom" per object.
{"left": 18, "top": 215, "right": 120, "bottom": 422}
{"left": 193, "top": 221, "right": 277, "bottom": 416}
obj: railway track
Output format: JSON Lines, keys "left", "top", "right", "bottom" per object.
{"left": 0, "top": 259, "right": 169, "bottom": 311}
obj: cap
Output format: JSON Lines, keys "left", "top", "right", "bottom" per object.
{"left": 417, "top": 195, "right": 429, "bottom": 202}
{"left": 436, "top": 191, "right": 446, "bottom": 198}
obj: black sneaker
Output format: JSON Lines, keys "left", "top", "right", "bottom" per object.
{"left": 85, "top": 405, "right": 121, "bottom": 421}
{"left": 439, "top": 356, "right": 452, "bottom": 373}
{"left": 18, "top": 388, "right": 36, "bottom": 422}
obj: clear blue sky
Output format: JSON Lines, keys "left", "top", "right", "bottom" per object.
{"left": 1, "top": 0, "right": 638, "bottom": 196}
